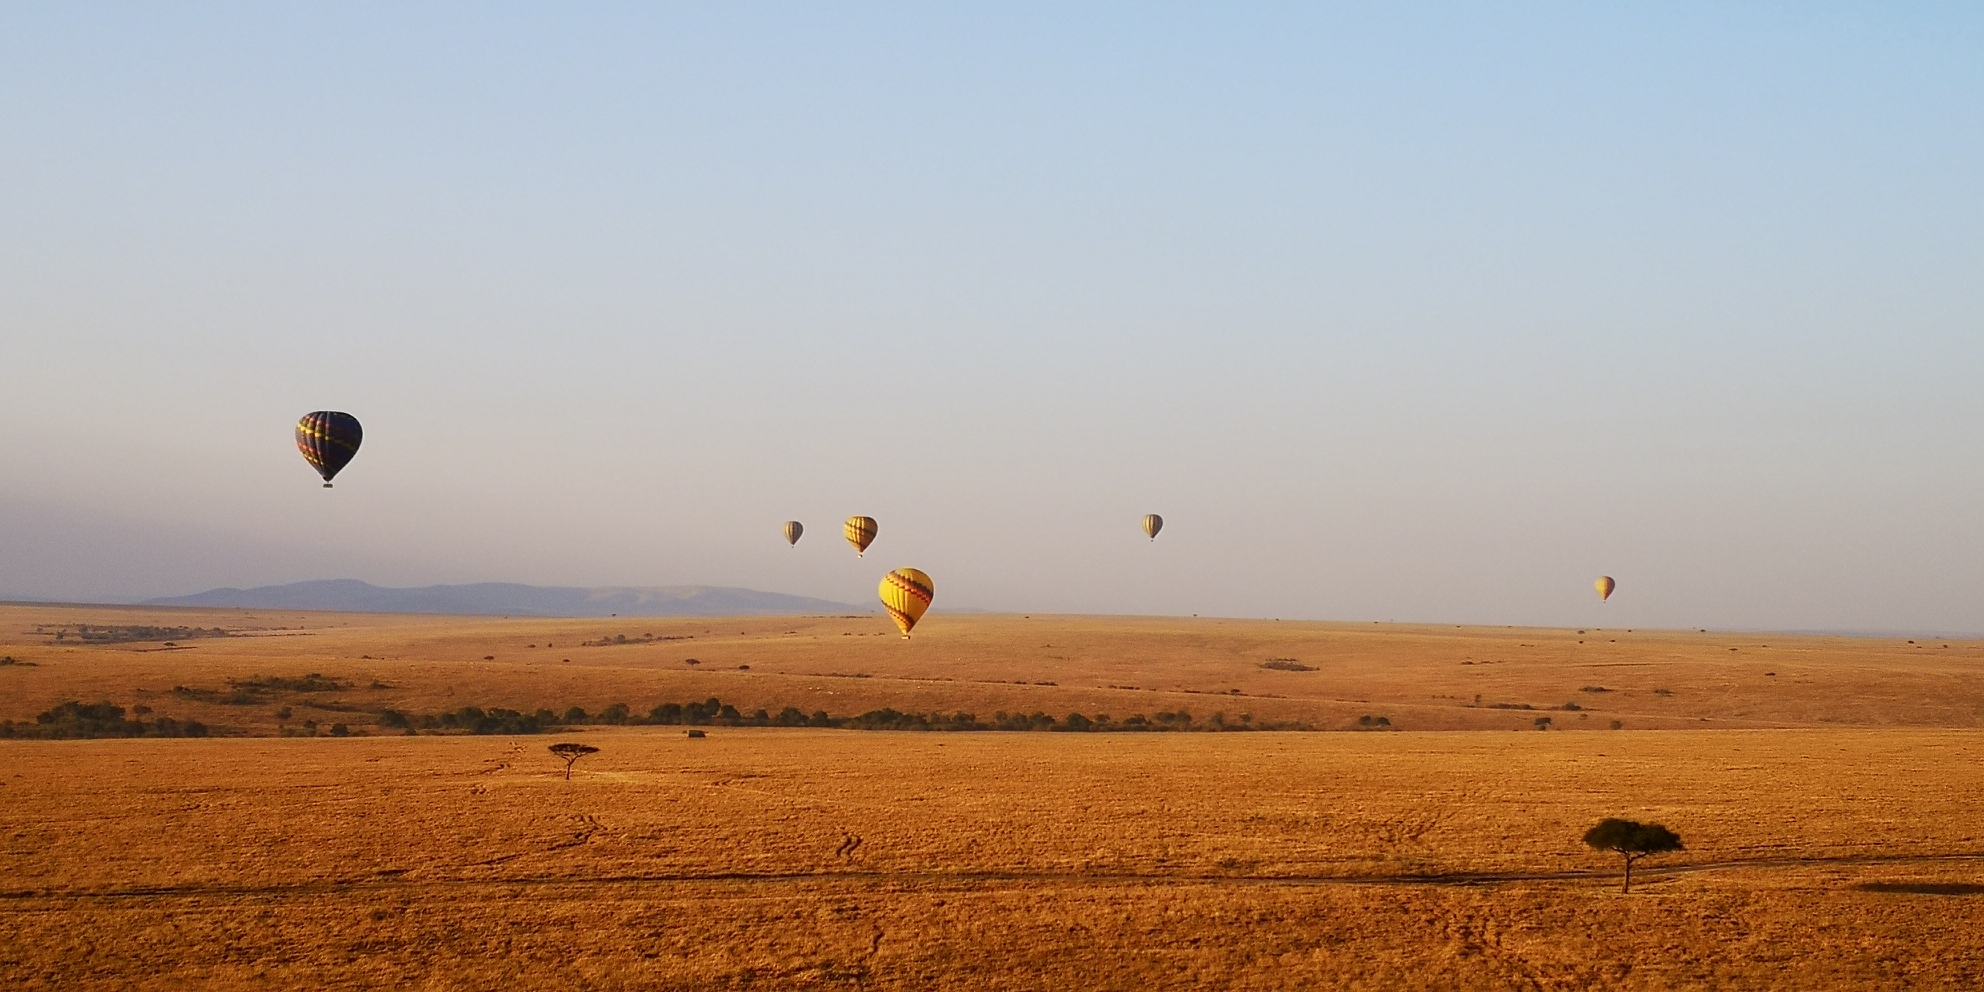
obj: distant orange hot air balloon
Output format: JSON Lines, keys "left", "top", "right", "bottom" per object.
{"left": 844, "top": 516, "right": 877, "bottom": 557}
{"left": 879, "top": 568, "right": 933, "bottom": 637}
{"left": 1595, "top": 576, "right": 1616, "bottom": 601}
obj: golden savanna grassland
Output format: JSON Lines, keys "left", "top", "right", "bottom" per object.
{"left": 4, "top": 603, "right": 1984, "bottom": 989}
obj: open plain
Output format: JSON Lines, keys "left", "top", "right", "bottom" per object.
{"left": 5, "top": 603, "right": 1984, "bottom": 989}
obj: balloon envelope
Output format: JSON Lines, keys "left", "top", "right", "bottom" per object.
{"left": 1142, "top": 514, "right": 1163, "bottom": 540}
{"left": 844, "top": 516, "right": 877, "bottom": 556}
{"left": 1595, "top": 576, "right": 1616, "bottom": 601}
{"left": 782, "top": 521, "right": 804, "bottom": 546}
{"left": 879, "top": 568, "right": 934, "bottom": 636}
{"left": 296, "top": 411, "right": 362, "bottom": 486}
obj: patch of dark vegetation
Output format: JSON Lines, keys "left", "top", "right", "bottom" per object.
{"left": 277, "top": 718, "right": 346, "bottom": 738}
{"left": 1855, "top": 882, "right": 1984, "bottom": 896}
{"left": 0, "top": 701, "right": 209, "bottom": 739}
{"left": 36, "top": 624, "right": 228, "bottom": 645}
{"left": 1355, "top": 715, "right": 1392, "bottom": 729}
{"left": 1260, "top": 658, "right": 1315, "bottom": 671}
{"left": 1559, "top": 701, "right": 1582, "bottom": 711}
{"left": 373, "top": 698, "right": 1316, "bottom": 736}
{"left": 0, "top": 655, "right": 36, "bottom": 666}
{"left": 295, "top": 699, "right": 370, "bottom": 713}
{"left": 1653, "top": 688, "right": 1673, "bottom": 696}
{"left": 580, "top": 633, "right": 693, "bottom": 647}
{"left": 174, "top": 673, "right": 350, "bottom": 705}
{"left": 173, "top": 686, "right": 257, "bottom": 705}
{"left": 234, "top": 674, "right": 345, "bottom": 693}
{"left": 1487, "top": 702, "right": 1536, "bottom": 710}
{"left": 1580, "top": 686, "right": 1612, "bottom": 693}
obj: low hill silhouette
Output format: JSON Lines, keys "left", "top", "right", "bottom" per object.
{"left": 144, "top": 579, "right": 869, "bottom": 618}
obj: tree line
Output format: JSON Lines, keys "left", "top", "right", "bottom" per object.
{"left": 375, "top": 697, "right": 1315, "bottom": 735}
{"left": 0, "top": 701, "right": 209, "bottom": 739}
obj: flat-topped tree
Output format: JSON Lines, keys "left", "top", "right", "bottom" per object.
{"left": 548, "top": 742, "right": 600, "bottom": 780}
{"left": 1583, "top": 818, "right": 1683, "bottom": 892}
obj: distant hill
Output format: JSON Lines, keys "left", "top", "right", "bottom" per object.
{"left": 144, "top": 579, "right": 871, "bottom": 618}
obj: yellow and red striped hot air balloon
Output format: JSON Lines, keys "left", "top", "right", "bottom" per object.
{"left": 1595, "top": 576, "right": 1616, "bottom": 601}
{"left": 879, "top": 568, "right": 933, "bottom": 637}
{"left": 295, "top": 411, "right": 362, "bottom": 488}
{"left": 844, "top": 516, "right": 877, "bottom": 557}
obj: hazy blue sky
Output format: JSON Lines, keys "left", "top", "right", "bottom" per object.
{"left": 3, "top": 3, "right": 1981, "bottom": 631}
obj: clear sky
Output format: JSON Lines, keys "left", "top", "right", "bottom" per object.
{"left": 3, "top": 3, "right": 1981, "bottom": 632}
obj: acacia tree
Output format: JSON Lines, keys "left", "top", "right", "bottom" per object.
{"left": 548, "top": 742, "right": 600, "bottom": 780}
{"left": 1583, "top": 818, "right": 1683, "bottom": 892}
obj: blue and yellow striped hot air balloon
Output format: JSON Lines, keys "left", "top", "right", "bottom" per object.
{"left": 296, "top": 412, "right": 362, "bottom": 488}
{"left": 879, "top": 568, "right": 933, "bottom": 637}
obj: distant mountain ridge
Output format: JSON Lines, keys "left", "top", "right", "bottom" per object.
{"left": 144, "top": 579, "right": 871, "bottom": 618}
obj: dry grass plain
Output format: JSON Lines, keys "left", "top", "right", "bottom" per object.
{"left": 4, "top": 603, "right": 1984, "bottom": 989}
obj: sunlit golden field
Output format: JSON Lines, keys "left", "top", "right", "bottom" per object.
{"left": 4, "top": 604, "right": 1984, "bottom": 989}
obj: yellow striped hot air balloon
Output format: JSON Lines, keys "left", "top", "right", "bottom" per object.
{"left": 1141, "top": 514, "right": 1163, "bottom": 541}
{"left": 1595, "top": 576, "right": 1616, "bottom": 601}
{"left": 295, "top": 411, "right": 362, "bottom": 488}
{"left": 782, "top": 521, "right": 803, "bottom": 547}
{"left": 879, "top": 568, "right": 933, "bottom": 637}
{"left": 844, "top": 516, "right": 877, "bottom": 557}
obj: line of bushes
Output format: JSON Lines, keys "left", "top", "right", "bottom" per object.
{"left": 39, "top": 625, "right": 229, "bottom": 644}
{"left": 0, "top": 701, "right": 209, "bottom": 739}
{"left": 374, "top": 698, "right": 1314, "bottom": 736}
